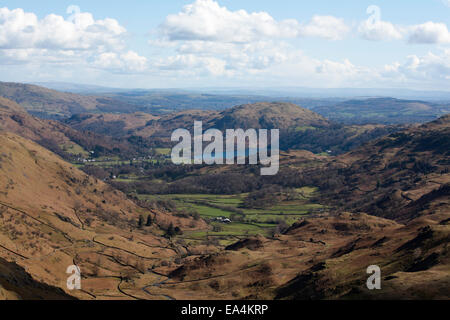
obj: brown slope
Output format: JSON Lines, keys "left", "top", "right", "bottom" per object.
{"left": 0, "top": 96, "right": 142, "bottom": 159}
{"left": 64, "top": 113, "right": 160, "bottom": 137}
{"left": 209, "top": 102, "right": 329, "bottom": 130}
{"left": 311, "top": 114, "right": 450, "bottom": 221}
{"left": 0, "top": 133, "right": 206, "bottom": 299}
{"left": 275, "top": 213, "right": 450, "bottom": 300}
{"left": 67, "top": 102, "right": 328, "bottom": 140}
{"left": 0, "top": 96, "right": 73, "bottom": 145}
{"left": 0, "top": 257, "right": 76, "bottom": 300}
{"left": 158, "top": 211, "right": 449, "bottom": 300}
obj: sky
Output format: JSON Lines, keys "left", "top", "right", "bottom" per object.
{"left": 0, "top": 0, "right": 449, "bottom": 90}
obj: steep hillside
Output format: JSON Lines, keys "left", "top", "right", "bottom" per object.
{"left": 0, "top": 257, "right": 75, "bottom": 300}
{"left": 275, "top": 213, "right": 450, "bottom": 300}
{"left": 0, "top": 82, "right": 140, "bottom": 117}
{"left": 140, "top": 212, "right": 449, "bottom": 300}
{"left": 0, "top": 133, "right": 205, "bottom": 299}
{"left": 66, "top": 109, "right": 218, "bottom": 139}
{"left": 313, "top": 114, "right": 450, "bottom": 221}
{"left": 0, "top": 96, "right": 77, "bottom": 148}
{"left": 64, "top": 113, "right": 160, "bottom": 137}
{"left": 0, "top": 97, "right": 151, "bottom": 160}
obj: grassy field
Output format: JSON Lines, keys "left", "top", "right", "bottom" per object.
{"left": 155, "top": 148, "right": 171, "bottom": 155}
{"left": 60, "top": 143, "right": 89, "bottom": 157}
{"left": 139, "top": 187, "right": 324, "bottom": 243}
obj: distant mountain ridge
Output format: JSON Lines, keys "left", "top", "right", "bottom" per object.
{"left": 0, "top": 81, "right": 141, "bottom": 118}
{"left": 64, "top": 102, "right": 403, "bottom": 154}
{"left": 2, "top": 82, "right": 448, "bottom": 124}
{"left": 65, "top": 102, "right": 329, "bottom": 139}
{"left": 31, "top": 82, "right": 450, "bottom": 100}
{"left": 312, "top": 97, "right": 449, "bottom": 124}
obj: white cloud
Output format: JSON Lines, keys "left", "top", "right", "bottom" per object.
{"left": 160, "top": 0, "right": 299, "bottom": 43}
{"left": 154, "top": 0, "right": 349, "bottom": 78}
{"left": 358, "top": 20, "right": 403, "bottom": 41}
{"left": 383, "top": 50, "right": 450, "bottom": 86}
{"left": 93, "top": 51, "right": 148, "bottom": 73}
{"left": 442, "top": 0, "right": 450, "bottom": 7}
{"left": 300, "top": 15, "right": 349, "bottom": 40}
{"left": 0, "top": 7, "right": 126, "bottom": 50}
{"left": 408, "top": 22, "right": 450, "bottom": 44}
{"left": 156, "top": 54, "right": 228, "bottom": 76}
{"left": 159, "top": 0, "right": 348, "bottom": 43}
{"left": 358, "top": 15, "right": 450, "bottom": 44}
{"left": 0, "top": 7, "right": 150, "bottom": 74}
{"left": 0, "top": 48, "right": 82, "bottom": 65}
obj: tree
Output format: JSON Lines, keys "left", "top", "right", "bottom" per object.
{"left": 165, "top": 223, "right": 176, "bottom": 238}
{"left": 138, "top": 215, "right": 144, "bottom": 228}
{"left": 145, "top": 215, "right": 153, "bottom": 227}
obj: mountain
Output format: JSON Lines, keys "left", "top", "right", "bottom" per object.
{"left": 32, "top": 82, "right": 125, "bottom": 94}
{"left": 66, "top": 102, "right": 328, "bottom": 138}
{"left": 64, "top": 113, "right": 160, "bottom": 138}
{"left": 0, "top": 96, "right": 82, "bottom": 152}
{"left": 312, "top": 97, "right": 449, "bottom": 124}
{"left": 313, "top": 114, "right": 450, "bottom": 221}
{"left": 0, "top": 82, "right": 141, "bottom": 118}
{"left": 1, "top": 101, "right": 447, "bottom": 299}
{"left": 164, "top": 211, "right": 449, "bottom": 300}
{"left": 144, "top": 115, "right": 449, "bottom": 300}
{"left": 64, "top": 102, "right": 401, "bottom": 154}
{"left": 207, "top": 102, "right": 329, "bottom": 130}
{"left": 4, "top": 82, "right": 447, "bottom": 125}
{"left": 274, "top": 212, "right": 450, "bottom": 300}
{"left": 0, "top": 132, "right": 205, "bottom": 299}
{"left": 0, "top": 97, "right": 156, "bottom": 160}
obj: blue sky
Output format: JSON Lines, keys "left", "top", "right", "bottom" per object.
{"left": 0, "top": 0, "right": 449, "bottom": 90}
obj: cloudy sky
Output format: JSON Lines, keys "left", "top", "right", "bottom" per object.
{"left": 0, "top": 0, "right": 449, "bottom": 90}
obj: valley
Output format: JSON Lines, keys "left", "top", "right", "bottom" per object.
{"left": 0, "top": 82, "right": 448, "bottom": 300}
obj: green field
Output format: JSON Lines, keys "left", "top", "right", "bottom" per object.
{"left": 155, "top": 148, "right": 171, "bottom": 155}
{"left": 139, "top": 187, "right": 324, "bottom": 243}
{"left": 60, "top": 143, "right": 89, "bottom": 156}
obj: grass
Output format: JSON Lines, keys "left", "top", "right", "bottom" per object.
{"left": 139, "top": 187, "right": 324, "bottom": 242}
{"left": 155, "top": 148, "right": 171, "bottom": 156}
{"left": 60, "top": 143, "right": 89, "bottom": 157}
{"left": 188, "top": 221, "right": 268, "bottom": 238}
{"left": 295, "top": 126, "right": 317, "bottom": 132}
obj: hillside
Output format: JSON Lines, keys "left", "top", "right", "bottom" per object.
{"left": 64, "top": 102, "right": 326, "bottom": 138}
{"left": 131, "top": 116, "right": 449, "bottom": 300}
{"left": 313, "top": 114, "right": 450, "bottom": 221}
{"left": 63, "top": 102, "right": 401, "bottom": 154}
{"left": 0, "top": 96, "right": 78, "bottom": 148}
{"left": 0, "top": 97, "right": 153, "bottom": 160}
{"left": 138, "top": 211, "right": 449, "bottom": 300}
{"left": 64, "top": 113, "right": 160, "bottom": 137}
{"left": 0, "top": 82, "right": 140, "bottom": 118}
{"left": 208, "top": 102, "right": 329, "bottom": 130}
{"left": 0, "top": 133, "right": 205, "bottom": 299}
